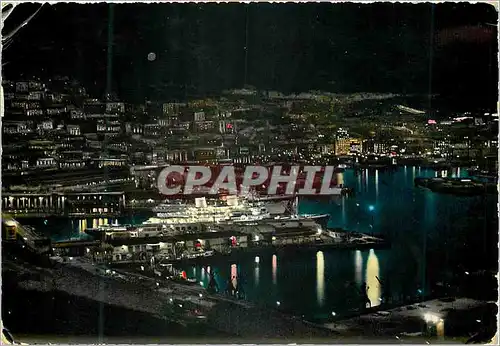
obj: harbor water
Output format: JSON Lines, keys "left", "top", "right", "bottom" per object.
{"left": 21, "top": 167, "right": 498, "bottom": 320}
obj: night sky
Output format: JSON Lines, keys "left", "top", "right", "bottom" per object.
{"left": 3, "top": 2, "right": 498, "bottom": 110}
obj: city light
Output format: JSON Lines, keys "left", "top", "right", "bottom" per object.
{"left": 2, "top": 2, "right": 497, "bottom": 342}
{"left": 423, "top": 313, "right": 442, "bottom": 324}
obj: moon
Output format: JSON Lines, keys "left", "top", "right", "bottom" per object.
{"left": 147, "top": 52, "right": 156, "bottom": 61}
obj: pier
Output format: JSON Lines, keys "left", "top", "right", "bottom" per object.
{"left": 1, "top": 191, "right": 126, "bottom": 217}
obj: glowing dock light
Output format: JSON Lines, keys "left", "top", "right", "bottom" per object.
{"left": 276, "top": 301, "right": 281, "bottom": 306}
{"left": 255, "top": 256, "right": 260, "bottom": 264}
{"left": 199, "top": 293, "right": 203, "bottom": 298}
{"left": 423, "top": 313, "right": 441, "bottom": 324}
{"left": 331, "top": 311, "right": 336, "bottom": 316}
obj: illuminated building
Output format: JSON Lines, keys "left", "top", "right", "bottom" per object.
{"left": 335, "top": 137, "right": 363, "bottom": 155}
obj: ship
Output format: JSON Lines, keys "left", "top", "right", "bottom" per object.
{"left": 85, "top": 196, "right": 330, "bottom": 239}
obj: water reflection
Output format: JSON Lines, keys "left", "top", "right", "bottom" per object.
{"left": 437, "top": 319, "right": 445, "bottom": 340}
{"left": 272, "top": 255, "right": 277, "bottom": 285}
{"left": 366, "top": 249, "right": 381, "bottom": 307}
{"left": 354, "top": 250, "right": 363, "bottom": 284}
{"left": 341, "top": 197, "right": 346, "bottom": 227}
{"left": 231, "top": 264, "right": 238, "bottom": 290}
{"left": 119, "top": 166, "right": 491, "bottom": 318}
{"left": 78, "top": 219, "right": 87, "bottom": 233}
{"left": 375, "top": 169, "right": 379, "bottom": 199}
{"left": 316, "top": 251, "right": 325, "bottom": 306}
{"left": 77, "top": 218, "right": 114, "bottom": 233}
{"left": 336, "top": 172, "right": 344, "bottom": 187}
{"left": 425, "top": 190, "right": 436, "bottom": 224}
{"left": 255, "top": 261, "right": 260, "bottom": 287}
{"left": 365, "top": 169, "right": 369, "bottom": 192}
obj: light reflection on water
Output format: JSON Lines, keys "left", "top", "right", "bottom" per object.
{"left": 187, "top": 249, "right": 385, "bottom": 317}
{"left": 78, "top": 219, "right": 87, "bottom": 233}
{"left": 316, "top": 251, "right": 325, "bottom": 307}
{"left": 341, "top": 197, "right": 346, "bottom": 227}
{"left": 272, "top": 254, "right": 277, "bottom": 285}
{"left": 366, "top": 249, "right": 381, "bottom": 307}
{"left": 26, "top": 167, "right": 494, "bottom": 318}
{"left": 354, "top": 250, "right": 363, "bottom": 284}
{"left": 254, "top": 261, "right": 260, "bottom": 287}
{"left": 231, "top": 264, "right": 238, "bottom": 288}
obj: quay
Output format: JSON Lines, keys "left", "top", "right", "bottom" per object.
{"left": 322, "top": 297, "right": 497, "bottom": 343}
{"left": 95, "top": 225, "right": 389, "bottom": 267}
{"left": 1, "top": 191, "right": 127, "bottom": 218}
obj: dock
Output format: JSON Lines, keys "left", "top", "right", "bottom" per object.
{"left": 323, "top": 297, "right": 496, "bottom": 342}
